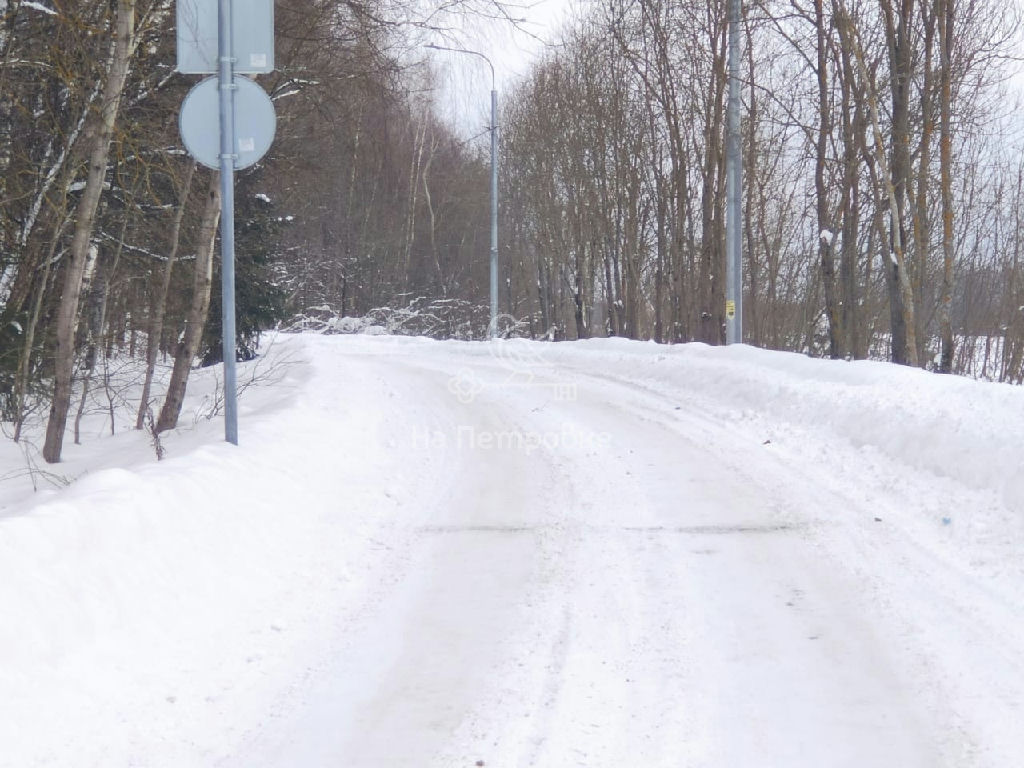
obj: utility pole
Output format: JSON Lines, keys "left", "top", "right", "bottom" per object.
{"left": 426, "top": 44, "right": 499, "bottom": 338}
{"left": 725, "top": 0, "right": 743, "bottom": 344}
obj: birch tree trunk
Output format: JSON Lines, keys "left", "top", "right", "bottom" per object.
{"left": 835, "top": 21, "right": 864, "bottom": 358}
{"left": 880, "top": 0, "right": 920, "bottom": 366}
{"left": 74, "top": 215, "right": 126, "bottom": 444}
{"left": 839, "top": 2, "right": 919, "bottom": 366}
{"left": 815, "top": 0, "right": 842, "bottom": 358}
{"left": 12, "top": 215, "right": 68, "bottom": 442}
{"left": 43, "top": 0, "right": 137, "bottom": 463}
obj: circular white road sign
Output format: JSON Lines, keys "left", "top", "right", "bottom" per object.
{"left": 180, "top": 75, "right": 276, "bottom": 170}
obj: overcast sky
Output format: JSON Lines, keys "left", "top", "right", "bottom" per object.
{"left": 425, "top": 0, "right": 580, "bottom": 138}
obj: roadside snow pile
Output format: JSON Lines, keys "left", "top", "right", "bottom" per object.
{"left": 0, "top": 337, "right": 436, "bottom": 767}
{"left": 543, "top": 339, "right": 1024, "bottom": 512}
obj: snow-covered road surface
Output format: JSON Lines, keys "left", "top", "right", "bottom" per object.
{"left": 2, "top": 335, "right": 1023, "bottom": 767}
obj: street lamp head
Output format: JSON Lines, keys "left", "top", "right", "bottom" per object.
{"left": 423, "top": 43, "right": 495, "bottom": 87}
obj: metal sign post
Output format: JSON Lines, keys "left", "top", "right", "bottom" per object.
{"left": 177, "top": 0, "right": 276, "bottom": 445}
{"left": 217, "top": 0, "right": 238, "bottom": 445}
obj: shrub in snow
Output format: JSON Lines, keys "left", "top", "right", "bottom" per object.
{"left": 282, "top": 299, "right": 530, "bottom": 341}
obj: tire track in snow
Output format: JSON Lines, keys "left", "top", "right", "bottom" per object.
{"left": 372, "top": 347, "right": 938, "bottom": 767}
{"left": 551, "top": 355, "right": 1024, "bottom": 767}
{"left": 222, "top": 339, "right": 1014, "bottom": 767}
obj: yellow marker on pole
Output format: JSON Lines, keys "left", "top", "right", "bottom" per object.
{"left": 726, "top": 300, "right": 736, "bottom": 320}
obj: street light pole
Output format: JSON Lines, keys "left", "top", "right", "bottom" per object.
{"left": 489, "top": 84, "right": 498, "bottom": 337}
{"left": 426, "top": 44, "right": 499, "bottom": 338}
{"left": 725, "top": 0, "right": 743, "bottom": 345}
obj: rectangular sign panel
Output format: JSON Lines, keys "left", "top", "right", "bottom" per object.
{"left": 177, "top": 0, "right": 274, "bottom": 74}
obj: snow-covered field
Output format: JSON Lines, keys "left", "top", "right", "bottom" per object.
{"left": 1, "top": 334, "right": 1022, "bottom": 767}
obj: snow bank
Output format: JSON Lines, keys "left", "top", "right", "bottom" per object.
{"left": 555, "top": 339, "right": 1024, "bottom": 513}
{"left": 0, "top": 339, "right": 427, "bottom": 766}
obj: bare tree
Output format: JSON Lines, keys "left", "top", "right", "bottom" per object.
{"left": 44, "top": 0, "right": 140, "bottom": 462}
{"left": 136, "top": 159, "right": 197, "bottom": 429}
{"left": 156, "top": 172, "right": 222, "bottom": 434}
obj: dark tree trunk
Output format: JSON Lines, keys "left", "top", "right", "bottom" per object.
{"left": 156, "top": 172, "right": 221, "bottom": 434}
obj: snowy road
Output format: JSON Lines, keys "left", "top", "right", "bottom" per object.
{"left": 3, "top": 335, "right": 1023, "bottom": 767}
{"left": 219, "top": 338, "right": 1020, "bottom": 767}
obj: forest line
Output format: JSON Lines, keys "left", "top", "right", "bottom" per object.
{"left": 1, "top": 0, "right": 1022, "bottom": 464}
